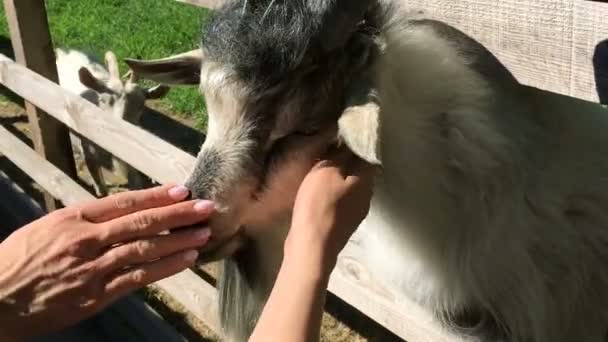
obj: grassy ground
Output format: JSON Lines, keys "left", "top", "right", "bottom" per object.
{"left": 0, "top": 0, "right": 210, "bottom": 128}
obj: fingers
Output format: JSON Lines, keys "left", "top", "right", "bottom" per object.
{"left": 79, "top": 184, "right": 191, "bottom": 223}
{"left": 97, "top": 227, "right": 211, "bottom": 273}
{"left": 102, "top": 249, "right": 198, "bottom": 304}
{"left": 317, "top": 144, "right": 353, "bottom": 170}
{"left": 345, "top": 157, "right": 377, "bottom": 186}
{"left": 98, "top": 199, "right": 215, "bottom": 246}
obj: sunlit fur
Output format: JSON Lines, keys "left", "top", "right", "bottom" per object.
{"left": 126, "top": 1, "right": 608, "bottom": 341}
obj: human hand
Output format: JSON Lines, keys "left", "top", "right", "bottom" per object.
{"left": 0, "top": 184, "right": 214, "bottom": 340}
{"left": 287, "top": 145, "right": 376, "bottom": 275}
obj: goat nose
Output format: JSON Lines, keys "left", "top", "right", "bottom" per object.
{"left": 184, "top": 181, "right": 212, "bottom": 200}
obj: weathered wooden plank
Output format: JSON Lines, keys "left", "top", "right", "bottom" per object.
{"left": 0, "top": 55, "right": 194, "bottom": 185}
{"left": 154, "top": 270, "right": 221, "bottom": 333}
{"left": 0, "top": 53, "right": 461, "bottom": 342}
{"left": 3, "top": 0, "right": 77, "bottom": 211}
{"left": 0, "top": 123, "right": 220, "bottom": 339}
{"left": 0, "top": 125, "right": 92, "bottom": 205}
{"left": 175, "top": 0, "right": 221, "bottom": 9}
{"left": 398, "top": 0, "right": 608, "bottom": 103}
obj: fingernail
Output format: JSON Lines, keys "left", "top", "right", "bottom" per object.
{"left": 194, "top": 200, "right": 215, "bottom": 213}
{"left": 168, "top": 185, "right": 190, "bottom": 200}
{"left": 194, "top": 228, "right": 212, "bottom": 241}
{"left": 184, "top": 250, "right": 199, "bottom": 263}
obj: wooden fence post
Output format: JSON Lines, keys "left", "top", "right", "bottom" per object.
{"left": 3, "top": 0, "right": 77, "bottom": 211}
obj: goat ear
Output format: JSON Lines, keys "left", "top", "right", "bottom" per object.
{"left": 337, "top": 81, "right": 381, "bottom": 165}
{"left": 145, "top": 84, "right": 171, "bottom": 100}
{"left": 124, "top": 49, "right": 203, "bottom": 85}
{"left": 310, "top": 0, "right": 372, "bottom": 52}
{"left": 78, "top": 67, "right": 109, "bottom": 93}
{"left": 105, "top": 51, "right": 121, "bottom": 81}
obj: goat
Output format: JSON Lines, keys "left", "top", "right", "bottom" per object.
{"left": 55, "top": 48, "right": 170, "bottom": 196}
{"left": 125, "top": 1, "right": 608, "bottom": 341}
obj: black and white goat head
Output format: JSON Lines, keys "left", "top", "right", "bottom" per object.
{"left": 126, "top": 1, "right": 608, "bottom": 342}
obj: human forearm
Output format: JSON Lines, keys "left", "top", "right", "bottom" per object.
{"left": 249, "top": 246, "right": 332, "bottom": 342}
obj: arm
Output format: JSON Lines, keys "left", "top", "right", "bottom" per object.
{"left": 250, "top": 244, "right": 330, "bottom": 342}
{"left": 250, "top": 146, "right": 376, "bottom": 342}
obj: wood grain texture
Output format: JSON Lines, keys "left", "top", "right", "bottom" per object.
{"left": 398, "top": 0, "right": 608, "bottom": 103}
{"left": 3, "top": 0, "right": 77, "bottom": 210}
{"left": 0, "top": 125, "right": 92, "bottom": 205}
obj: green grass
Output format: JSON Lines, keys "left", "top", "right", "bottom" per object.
{"left": 0, "top": 0, "right": 211, "bottom": 127}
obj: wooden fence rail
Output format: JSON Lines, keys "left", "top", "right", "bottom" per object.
{"left": 0, "top": 52, "right": 463, "bottom": 341}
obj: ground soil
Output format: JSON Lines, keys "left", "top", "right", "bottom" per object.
{"left": 0, "top": 96, "right": 402, "bottom": 342}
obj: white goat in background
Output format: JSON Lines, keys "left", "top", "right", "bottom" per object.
{"left": 55, "top": 48, "right": 170, "bottom": 196}
{"left": 126, "top": 0, "right": 608, "bottom": 341}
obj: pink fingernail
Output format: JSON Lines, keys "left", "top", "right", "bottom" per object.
{"left": 194, "top": 228, "right": 212, "bottom": 241}
{"left": 168, "top": 185, "right": 190, "bottom": 200}
{"left": 184, "top": 250, "right": 199, "bottom": 262}
{"left": 194, "top": 200, "right": 215, "bottom": 213}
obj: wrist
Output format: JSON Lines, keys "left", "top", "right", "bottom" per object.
{"left": 284, "top": 231, "right": 338, "bottom": 282}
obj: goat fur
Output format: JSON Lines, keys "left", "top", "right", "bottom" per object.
{"left": 127, "top": 1, "right": 608, "bottom": 341}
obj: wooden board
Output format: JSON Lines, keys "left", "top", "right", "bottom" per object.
{"left": 176, "top": 0, "right": 222, "bottom": 9}
{"left": 3, "top": 0, "right": 77, "bottom": 211}
{"left": 176, "top": 0, "right": 608, "bottom": 104}
{"left": 0, "top": 55, "right": 195, "bottom": 185}
{"left": 0, "top": 123, "right": 219, "bottom": 339}
{"left": 0, "top": 53, "right": 464, "bottom": 342}
{"left": 397, "top": 0, "right": 608, "bottom": 104}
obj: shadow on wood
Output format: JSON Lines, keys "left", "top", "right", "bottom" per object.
{"left": 0, "top": 114, "right": 31, "bottom": 147}
{"left": 594, "top": 39, "right": 608, "bottom": 105}
{"left": 325, "top": 292, "right": 404, "bottom": 342}
{"left": 140, "top": 105, "right": 205, "bottom": 157}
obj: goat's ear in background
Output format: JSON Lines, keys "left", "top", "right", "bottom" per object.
{"left": 124, "top": 49, "right": 204, "bottom": 85}
{"left": 309, "top": 0, "right": 373, "bottom": 52}
{"left": 78, "top": 67, "right": 110, "bottom": 93}
{"left": 145, "top": 84, "right": 171, "bottom": 100}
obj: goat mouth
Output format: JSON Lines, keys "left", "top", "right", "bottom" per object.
{"left": 195, "top": 227, "right": 247, "bottom": 263}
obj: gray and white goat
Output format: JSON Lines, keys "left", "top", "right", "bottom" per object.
{"left": 56, "top": 48, "right": 170, "bottom": 196}
{"left": 126, "top": 1, "right": 608, "bottom": 341}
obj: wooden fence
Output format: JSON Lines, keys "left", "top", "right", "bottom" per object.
{"left": 0, "top": 0, "right": 607, "bottom": 341}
